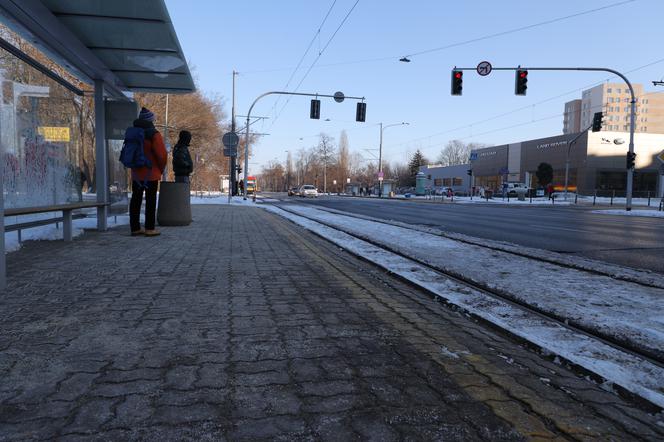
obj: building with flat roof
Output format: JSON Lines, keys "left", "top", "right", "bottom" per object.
{"left": 419, "top": 164, "right": 471, "bottom": 194}
{"left": 468, "top": 131, "right": 664, "bottom": 196}
{"left": 563, "top": 83, "right": 664, "bottom": 134}
{"left": 563, "top": 99, "right": 581, "bottom": 134}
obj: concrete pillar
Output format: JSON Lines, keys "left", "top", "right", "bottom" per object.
{"left": 94, "top": 79, "right": 108, "bottom": 230}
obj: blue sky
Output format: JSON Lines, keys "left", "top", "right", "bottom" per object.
{"left": 165, "top": 0, "right": 664, "bottom": 170}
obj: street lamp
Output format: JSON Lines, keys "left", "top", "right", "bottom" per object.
{"left": 379, "top": 122, "right": 409, "bottom": 197}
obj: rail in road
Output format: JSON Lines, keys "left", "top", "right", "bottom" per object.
{"left": 269, "top": 203, "right": 664, "bottom": 408}
{"left": 274, "top": 204, "right": 663, "bottom": 371}
{"left": 276, "top": 194, "right": 664, "bottom": 274}
{"left": 283, "top": 202, "right": 664, "bottom": 290}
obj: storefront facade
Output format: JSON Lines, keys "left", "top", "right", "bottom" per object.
{"left": 467, "top": 131, "right": 664, "bottom": 196}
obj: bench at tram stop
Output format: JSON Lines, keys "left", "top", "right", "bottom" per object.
{"left": 4, "top": 202, "right": 110, "bottom": 242}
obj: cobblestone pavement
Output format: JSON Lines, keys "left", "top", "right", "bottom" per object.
{"left": 1, "top": 205, "right": 662, "bottom": 441}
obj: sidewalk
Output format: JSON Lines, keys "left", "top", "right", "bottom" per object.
{"left": 1, "top": 206, "right": 661, "bottom": 440}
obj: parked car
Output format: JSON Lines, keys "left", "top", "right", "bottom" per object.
{"left": 503, "top": 182, "right": 530, "bottom": 196}
{"left": 288, "top": 186, "right": 299, "bottom": 196}
{"left": 299, "top": 185, "right": 318, "bottom": 198}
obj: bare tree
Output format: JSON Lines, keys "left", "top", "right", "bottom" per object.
{"left": 437, "top": 140, "right": 489, "bottom": 166}
{"left": 316, "top": 133, "right": 335, "bottom": 193}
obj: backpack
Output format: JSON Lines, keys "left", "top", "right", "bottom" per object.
{"left": 119, "top": 127, "right": 152, "bottom": 187}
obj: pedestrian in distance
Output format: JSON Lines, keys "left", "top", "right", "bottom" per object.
{"left": 239, "top": 179, "right": 244, "bottom": 194}
{"left": 124, "top": 107, "right": 167, "bottom": 237}
{"left": 173, "top": 130, "right": 193, "bottom": 183}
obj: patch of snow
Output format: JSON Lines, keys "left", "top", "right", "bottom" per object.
{"left": 305, "top": 204, "right": 664, "bottom": 289}
{"left": 440, "top": 346, "right": 460, "bottom": 359}
{"left": 592, "top": 209, "right": 664, "bottom": 218}
{"left": 277, "top": 204, "right": 664, "bottom": 361}
{"left": 5, "top": 215, "right": 132, "bottom": 253}
{"left": 265, "top": 205, "right": 664, "bottom": 408}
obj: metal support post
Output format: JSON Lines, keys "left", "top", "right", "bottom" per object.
{"left": 63, "top": 209, "right": 73, "bottom": 242}
{"left": 230, "top": 70, "right": 237, "bottom": 203}
{"left": 378, "top": 123, "right": 383, "bottom": 198}
{"left": 94, "top": 79, "right": 108, "bottom": 231}
{"left": 0, "top": 130, "right": 5, "bottom": 290}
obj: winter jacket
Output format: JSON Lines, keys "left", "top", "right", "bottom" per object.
{"left": 173, "top": 143, "right": 193, "bottom": 176}
{"left": 130, "top": 119, "right": 167, "bottom": 182}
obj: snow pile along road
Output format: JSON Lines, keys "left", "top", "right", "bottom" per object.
{"left": 275, "top": 205, "right": 664, "bottom": 363}
{"left": 266, "top": 205, "right": 664, "bottom": 408}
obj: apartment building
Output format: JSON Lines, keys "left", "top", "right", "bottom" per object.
{"left": 563, "top": 83, "right": 664, "bottom": 134}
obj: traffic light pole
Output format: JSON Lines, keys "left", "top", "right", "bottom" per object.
{"left": 378, "top": 122, "right": 409, "bottom": 197}
{"left": 564, "top": 124, "right": 593, "bottom": 201}
{"left": 243, "top": 91, "right": 365, "bottom": 199}
{"left": 456, "top": 66, "right": 636, "bottom": 211}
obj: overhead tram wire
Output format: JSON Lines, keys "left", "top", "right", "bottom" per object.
{"left": 269, "top": 0, "right": 361, "bottom": 129}
{"left": 382, "top": 56, "right": 664, "bottom": 153}
{"left": 268, "top": 0, "right": 338, "bottom": 118}
{"left": 402, "top": 0, "right": 636, "bottom": 59}
{"left": 232, "top": 0, "right": 636, "bottom": 77}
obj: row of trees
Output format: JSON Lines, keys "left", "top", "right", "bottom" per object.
{"left": 257, "top": 132, "right": 485, "bottom": 192}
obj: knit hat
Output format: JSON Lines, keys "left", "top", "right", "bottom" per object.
{"left": 138, "top": 107, "right": 155, "bottom": 122}
{"left": 178, "top": 130, "right": 192, "bottom": 146}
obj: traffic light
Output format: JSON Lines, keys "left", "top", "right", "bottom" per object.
{"left": 310, "top": 99, "right": 320, "bottom": 119}
{"left": 467, "top": 169, "right": 473, "bottom": 176}
{"left": 592, "top": 112, "right": 604, "bottom": 132}
{"left": 356, "top": 102, "right": 366, "bottom": 122}
{"left": 626, "top": 151, "right": 636, "bottom": 169}
{"left": 515, "top": 69, "right": 528, "bottom": 95}
{"left": 451, "top": 70, "right": 463, "bottom": 95}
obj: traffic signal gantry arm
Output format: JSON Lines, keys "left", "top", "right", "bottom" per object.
{"left": 452, "top": 65, "right": 637, "bottom": 211}
{"left": 242, "top": 91, "right": 366, "bottom": 199}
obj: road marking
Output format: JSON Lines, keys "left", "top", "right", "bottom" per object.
{"left": 528, "top": 224, "right": 591, "bottom": 234}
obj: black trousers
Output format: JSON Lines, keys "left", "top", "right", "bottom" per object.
{"left": 130, "top": 180, "right": 158, "bottom": 231}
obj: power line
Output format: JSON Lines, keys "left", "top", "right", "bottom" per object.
{"left": 233, "top": 0, "right": 635, "bottom": 76}
{"left": 268, "top": 1, "right": 338, "bottom": 118}
{"left": 270, "top": 0, "right": 361, "bottom": 128}
{"left": 404, "top": 0, "right": 637, "bottom": 58}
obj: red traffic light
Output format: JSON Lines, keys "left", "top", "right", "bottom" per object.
{"left": 519, "top": 71, "right": 528, "bottom": 78}
{"left": 454, "top": 72, "right": 463, "bottom": 79}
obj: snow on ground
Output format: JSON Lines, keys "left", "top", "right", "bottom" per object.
{"left": 592, "top": 209, "right": 664, "bottom": 218}
{"left": 190, "top": 195, "right": 261, "bottom": 205}
{"left": 275, "top": 204, "right": 664, "bottom": 362}
{"left": 454, "top": 196, "right": 571, "bottom": 205}
{"left": 5, "top": 194, "right": 265, "bottom": 254}
{"left": 5, "top": 215, "right": 132, "bottom": 253}
{"left": 309, "top": 205, "right": 664, "bottom": 289}
{"left": 266, "top": 205, "right": 664, "bottom": 408}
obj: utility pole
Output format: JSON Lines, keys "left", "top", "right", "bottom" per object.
{"left": 163, "top": 94, "right": 170, "bottom": 181}
{"left": 230, "top": 70, "right": 237, "bottom": 201}
{"left": 378, "top": 122, "right": 409, "bottom": 197}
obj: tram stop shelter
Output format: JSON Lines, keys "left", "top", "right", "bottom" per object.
{"left": 0, "top": 0, "right": 195, "bottom": 289}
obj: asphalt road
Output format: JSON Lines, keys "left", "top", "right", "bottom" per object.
{"left": 271, "top": 194, "right": 664, "bottom": 274}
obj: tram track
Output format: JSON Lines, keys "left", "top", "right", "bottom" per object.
{"left": 268, "top": 203, "right": 664, "bottom": 409}
{"left": 292, "top": 200, "right": 664, "bottom": 290}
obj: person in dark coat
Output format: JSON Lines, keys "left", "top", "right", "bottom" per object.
{"left": 172, "top": 130, "right": 193, "bottom": 183}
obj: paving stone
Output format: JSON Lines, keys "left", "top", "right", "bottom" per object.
{"left": 1, "top": 205, "right": 661, "bottom": 440}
